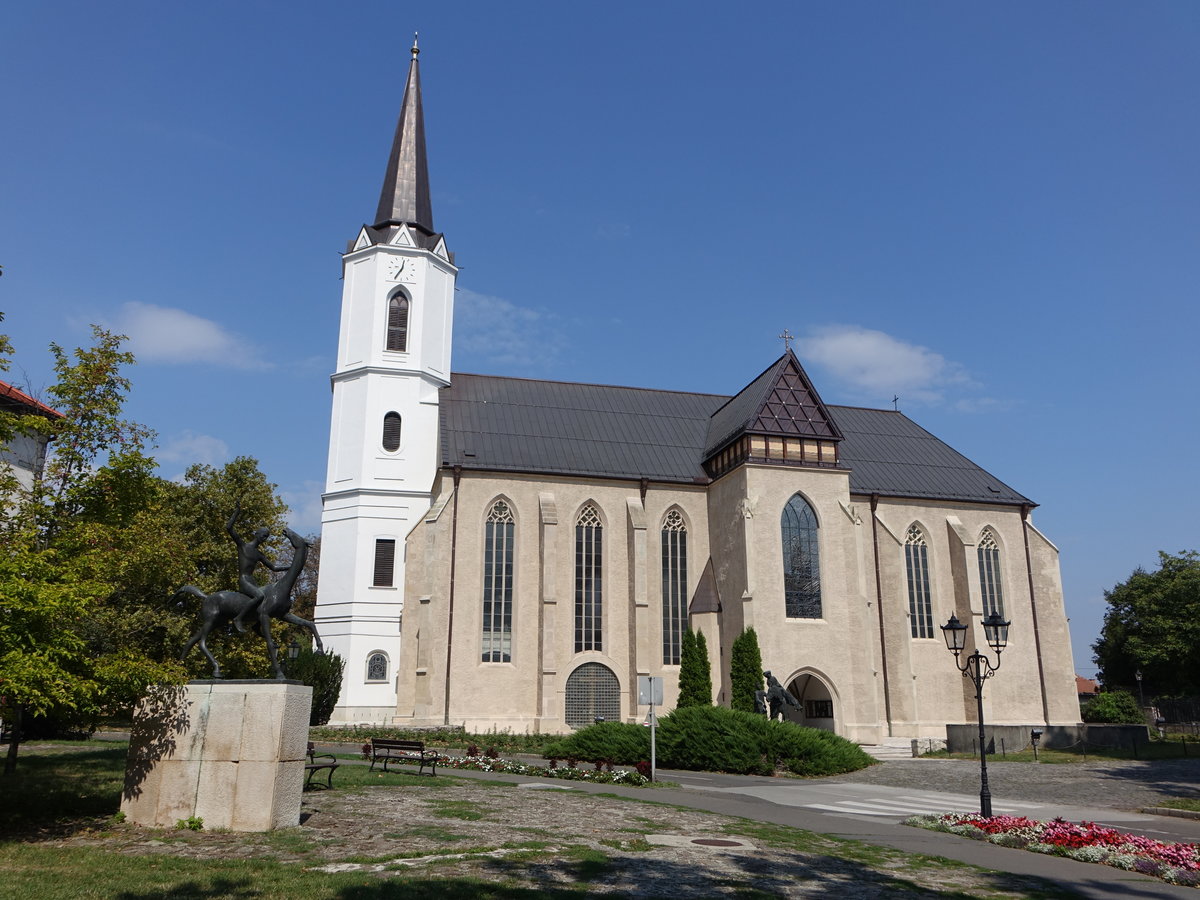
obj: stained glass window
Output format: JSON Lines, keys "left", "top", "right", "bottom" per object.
{"left": 661, "top": 510, "right": 688, "bottom": 664}
{"left": 781, "top": 494, "right": 821, "bottom": 618}
{"left": 575, "top": 505, "right": 603, "bottom": 652}
{"left": 482, "top": 500, "right": 515, "bottom": 662}
{"left": 977, "top": 529, "right": 1005, "bottom": 619}
{"left": 905, "top": 525, "right": 934, "bottom": 638}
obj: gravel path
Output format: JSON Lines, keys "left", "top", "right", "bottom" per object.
{"left": 824, "top": 757, "right": 1200, "bottom": 810}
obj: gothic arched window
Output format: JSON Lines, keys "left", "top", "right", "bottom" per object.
{"left": 905, "top": 525, "right": 934, "bottom": 638}
{"left": 661, "top": 510, "right": 688, "bottom": 665}
{"left": 386, "top": 294, "right": 409, "bottom": 351}
{"left": 574, "top": 504, "right": 603, "bottom": 653}
{"left": 482, "top": 500, "right": 515, "bottom": 663}
{"left": 977, "top": 529, "right": 1005, "bottom": 619}
{"left": 781, "top": 494, "right": 821, "bottom": 618}
{"left": 382, "top": 412, "right": 402, "bottom": 452}
{"left": 366, "top": 652, "right": 388, "bottom": 682}
{"left": 564, "top": 662, "right": 620, "bottom": 728}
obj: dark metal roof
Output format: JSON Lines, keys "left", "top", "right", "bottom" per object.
{"left": 704, "top": 350, "right": 842, "bottom": 457}
{"left": 374, "top": 38, "right": 434, "bottom": 233}
{"left": 439, "top": 373, "right": 1032, "bottom": 506}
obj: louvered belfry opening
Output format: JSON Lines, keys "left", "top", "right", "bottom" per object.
{"left": 372, "top": 538, "right": 396, "bottom": 587}
{"left": 382, "top": 412, "right": 402, "bottom": 451}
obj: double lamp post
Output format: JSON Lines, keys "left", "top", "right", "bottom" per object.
{"left": 940, "top": 610, "right": 1011, "bottom": 818}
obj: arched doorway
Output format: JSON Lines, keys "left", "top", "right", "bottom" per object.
{"left": 564, "top": 662, "right": 620, "bottom": 728}
{"left": 784, "top": 672, "right": 836, "bottom": 732}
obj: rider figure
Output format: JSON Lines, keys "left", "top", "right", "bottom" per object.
{"left": 226, "top": 508, "right": 290, "bottom": 633}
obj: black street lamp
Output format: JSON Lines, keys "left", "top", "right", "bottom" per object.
{"left": 941, "top": 611, "right": 1010, "bottom": 818}
{"left": 287, "top": 638, "right": 301, "bottom": 660}
{"left": 1135, "top": 670, "right": 1145, "bottom": 709}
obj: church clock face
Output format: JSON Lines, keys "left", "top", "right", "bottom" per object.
{"left": 386, "top": 257, "right": 408, "bottom": 281}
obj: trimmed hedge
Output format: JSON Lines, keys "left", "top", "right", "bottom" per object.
{"left": 542, "top": 705, "right": 875, "bottom": 777}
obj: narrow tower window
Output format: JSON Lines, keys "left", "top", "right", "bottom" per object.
{"left": 382, "top": 412, "right": 402, "bottom": 452}
{"left": 781, "top": 494, "right": 821, "bottom": 618}
{"left": 373, "top": 538, "right": 396, "bottom": 587}
{"left": 977, "top": 529, "right": 1005, "bottom": 619}
{"left": 574, "top": 505, "right": 603, "bottom": 653}
{"left": 482, "top": 500, "right": 515, "bottom": 663}
{"left": 386, "top": 294, "right": 409, "bottom": 351}
{"left": 661, "top": 510, "right": 688, "bottom": 665}
{"left": 905, "top": 525, "right": 934, "bottom": 638}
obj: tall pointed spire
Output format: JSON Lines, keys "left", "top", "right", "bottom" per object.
{"left": 374, "top": 34, "right": 433, "bottom": 232}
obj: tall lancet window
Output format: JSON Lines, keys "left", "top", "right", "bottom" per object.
{"left": 781, "top": 494, "right": 822, "bottom": 618}
{"left": 977, "top": 529, "right": 1005, "bottom": 619}
{"left": 574, "top": 505, "right": 603, "bottom": 653}
{"left": 661, "top": 510, "right": 688, "bottom": 665}
{"left": 481, "top": 500, "right": 515, "bottom": 663}
{"left": 386, "top": 294, "right": 409, "bottom": 351}
{"left": 905, "top": 525, "right": 934, "bottom": 638}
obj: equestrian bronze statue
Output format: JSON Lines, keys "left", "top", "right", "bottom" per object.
{"left": 178, "top": 511, "right": 322, "bottom": 679}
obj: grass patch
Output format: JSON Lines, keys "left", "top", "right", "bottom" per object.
{"left": 0, "top": 744, "right": 127, "bottom": 838}
{"left": 427, "top": 799, "right": 486, "bottom": 821}
{"left": 1155, "top": 797, "right": 1200, "bottom": 812}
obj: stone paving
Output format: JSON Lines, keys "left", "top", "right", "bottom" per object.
{"left": 822, "top": 757, "right": 1200, "bottom": 811}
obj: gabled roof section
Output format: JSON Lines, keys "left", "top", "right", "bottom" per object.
{"left": 0, "top": 379, "right": 62, "bottom": 419}
{"left": 374, "top": 36, "right": 434, "bottom": 233}
{"left": 689, "top": 558, "right": 722, "bottom": 614}
{"left": 704, "top": 350, "right": 842, "bottom": 458}
{"left": 437, "top": 373, "right": 1033, "bottom": 506}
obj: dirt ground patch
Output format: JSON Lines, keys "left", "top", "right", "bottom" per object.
{"left": 43, "top": 780, "right": 1068, "bottom": 897}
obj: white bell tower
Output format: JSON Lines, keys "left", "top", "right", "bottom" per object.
{"left": 316, "top": 37, "right": 456, "bottom": 723}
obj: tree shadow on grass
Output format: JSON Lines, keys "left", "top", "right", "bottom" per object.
{"left": 0, "top": 746, "right": 126, "bottom": 839}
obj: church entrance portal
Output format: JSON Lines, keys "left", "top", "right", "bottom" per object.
{"left": 783, "top": 673, "right": 835, "bottom": 732}
{"left": 564, "top": 662, "right": 620, "bottom": 729}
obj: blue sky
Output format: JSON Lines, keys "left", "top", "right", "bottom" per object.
{"left": 3, "top": 2, "right": 1197, "bottom": 681}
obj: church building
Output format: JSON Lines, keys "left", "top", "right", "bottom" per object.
{"left": 315, "top": 44, "right": 1081, "bottom": 742}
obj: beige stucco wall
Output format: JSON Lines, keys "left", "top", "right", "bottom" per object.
{"left": 395, "top": 463, "right": 1080, "bottom": 739}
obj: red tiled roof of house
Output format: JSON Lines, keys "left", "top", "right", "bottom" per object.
{"left": 0, "top": 379, "right": 62, "bottom": 419}
{"left": 1076, "top": 675, "right": 1099, "bottom": 695}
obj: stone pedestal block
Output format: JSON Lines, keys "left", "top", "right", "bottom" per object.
{"left": 120, "top": 680, "right": 312, "bottom": 831}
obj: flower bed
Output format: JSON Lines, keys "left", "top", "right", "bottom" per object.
{"left": 906, "top": 813, "right": 1200, "bottom": 887}
{"left": 438, "top": 755, "right": 650, "bottom": 787}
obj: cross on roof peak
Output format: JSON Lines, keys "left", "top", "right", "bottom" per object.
{"left": 779, "top": 329, "right": 794, "bottom": 350}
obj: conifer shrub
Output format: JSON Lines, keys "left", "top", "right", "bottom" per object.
{"left": 676, "top": 627, "right": 712, "bottom": 708}
{"left": 542, "top": 721, "right": 650, "bottom": 764}
{"left": 283, "top": 648, "right": 345, "bottom": 725}
{"left": 729, "top": 628, "right": 764, "bottom": 713}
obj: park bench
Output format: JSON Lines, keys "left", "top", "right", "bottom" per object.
{"left": 305, "top": 741, "right": 340, "bottom": 789}
{"left": 367, "top": 738, "right": 440, "bottom": 775}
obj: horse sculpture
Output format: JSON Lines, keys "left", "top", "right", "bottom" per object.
{"left": 178, "top": 527, "right": 323, "bottom": 679}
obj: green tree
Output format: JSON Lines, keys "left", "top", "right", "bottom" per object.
{"left": 1081, "top": 690, "right": 1144, "bottom": 724}
{"left": 0, "top": 325, "right": 180, "bottom": 773}
{"left": 284, "top": 647, "right": 345, "bottom": 726}
{"left": 676, "top": 627, "right": 712, "bottom": 709}
{"left": 729, "top": 627, "right": 763, "bottom": 713}
{"left": 1092, "top": 551, "right": 1200, "bottom": 697}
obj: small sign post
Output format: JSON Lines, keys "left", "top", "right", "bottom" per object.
{"left": 638, "top": 675, "right": 663, "bottom": 782}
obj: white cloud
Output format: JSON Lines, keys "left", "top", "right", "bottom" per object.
{"left": 157, "top": 430, "right": 230, "bottom": 469}
{"left": 280, "top": 480, "right": 324, "bottom": 536}
{"left": 113, "top": 302, "right": 267, "bottom": 369}
{"left": 796, "top": 324, "right": 977, "bottom": 407}
{"left": 453, "top": 289, "right": 565, "bottom": 371}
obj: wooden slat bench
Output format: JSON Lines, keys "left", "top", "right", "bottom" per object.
{"left": 367, "top": 738, "right": 440, "bottom": 775}
{"left": 305, "top": 741, "right": 340, "bottom": 789}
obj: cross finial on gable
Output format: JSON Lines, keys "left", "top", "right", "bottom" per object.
{"left": 779, "top": 329, "right": 794, "bottom": 350}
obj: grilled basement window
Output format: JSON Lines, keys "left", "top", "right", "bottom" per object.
{"left": 382, "top": 412, "right": 402, "bottom": 452}
{"left": 386, "top": 295, "right": 409, "bottom": 351}
{"left": 373, "top": 539, "right": 396, "bottom": 587}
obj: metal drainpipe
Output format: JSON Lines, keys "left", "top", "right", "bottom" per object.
{"left": 1021, "top": 504, "right": 1050, "bottom": 723}
{"left": 443, "top": 465, "right": 463, "bottom": 726}
{"left": 870, "top": 495, "right": 894, "bottom": 736}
